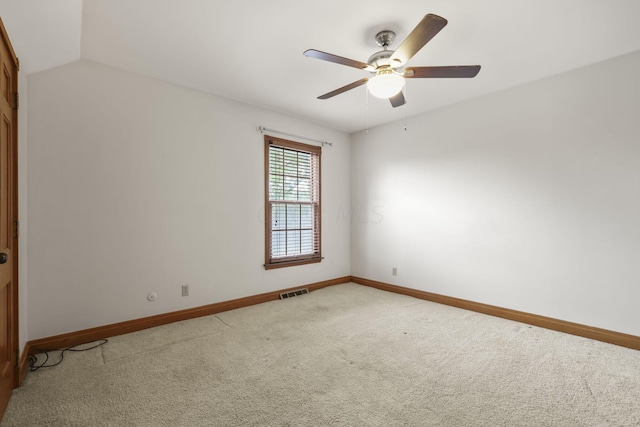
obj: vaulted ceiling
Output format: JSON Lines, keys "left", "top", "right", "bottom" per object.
{"left": 3, "top": 0, "right": 640, "bottom": 133}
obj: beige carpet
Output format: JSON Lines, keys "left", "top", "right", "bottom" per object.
{"left": 3, "top": 283, "right": 640, "bottom": 426}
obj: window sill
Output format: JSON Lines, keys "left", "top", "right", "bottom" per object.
{"left": 264, "top": 257, "right": 322, "bottom": 270}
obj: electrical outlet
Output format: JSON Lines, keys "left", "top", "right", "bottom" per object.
{"left": 392, "top": 267, "right": 397, "bottom": 276}
{"left": 182, "top": 284, "right": 189, "bottom": 297}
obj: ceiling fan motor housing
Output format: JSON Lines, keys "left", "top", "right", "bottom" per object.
{"left": 370, "top": 31, "right": 403, "bottom": 71}
{"left": 367, "top": 50, "right": 394, "bottom": 70}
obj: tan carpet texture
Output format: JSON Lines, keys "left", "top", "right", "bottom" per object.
{"left": 3, "top": 283, "right": 640, "bottom": 426}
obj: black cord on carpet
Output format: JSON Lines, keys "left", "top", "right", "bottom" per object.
{"left": 28, "top": 339, "right": 109, "bottom": 372}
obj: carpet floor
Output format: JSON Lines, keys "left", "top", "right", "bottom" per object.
{"left": 3, "top": 283, "right": 640, "bottom": 426}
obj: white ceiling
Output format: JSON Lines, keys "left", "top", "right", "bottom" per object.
{"left": 2, "top": 0, "right": 640, "bottom": 133}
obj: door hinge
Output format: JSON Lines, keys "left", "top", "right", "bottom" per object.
{"left": 13, "top": 92, "right": 19, "bottom": 110}
{"left": 14, "top": 349, "right": 19, "bottom": 367}
{"left": 14, "top": 220, "right": 19, "bottom": 238}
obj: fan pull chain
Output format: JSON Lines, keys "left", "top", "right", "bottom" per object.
{"left": 403, "top": 85, "right": 408, "bottom": 131}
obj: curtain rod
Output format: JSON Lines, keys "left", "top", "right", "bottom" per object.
{"left": 257, "top": 126, "right": 333, "bottom": 147}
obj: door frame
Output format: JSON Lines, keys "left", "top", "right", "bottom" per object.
{"left": 0, "top": 15, "right": 20, "bottom": 415}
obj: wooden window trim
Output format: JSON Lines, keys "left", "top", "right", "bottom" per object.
{"left": 264, "top": 136, "right": 321, "bottom": 269}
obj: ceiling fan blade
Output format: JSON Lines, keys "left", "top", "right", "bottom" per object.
{"left": 405, "top": 65, "right": 481, "bottom": 78}
{"left": 318, "top": 78, "right": 369, "bottom": 99}
{"left": 390, "top": 14, "right": 448, "bottom": 66}
{"left": 389, "top": 91, "right": 406, "bottom": 108}
{"left": 304, "top": 49, "right": 373, "bottom": 70}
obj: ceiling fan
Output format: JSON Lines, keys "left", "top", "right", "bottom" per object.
{"left": 304, "top": 13, "right": 481, "bottom": 108}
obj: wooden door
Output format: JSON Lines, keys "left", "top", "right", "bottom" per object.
{"left": 0, "top": 18, "right": 19, "bottom": 417}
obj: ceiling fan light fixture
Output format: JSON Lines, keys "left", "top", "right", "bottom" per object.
{"left": 367, "top": 69, "right": 404, "bottom": 99}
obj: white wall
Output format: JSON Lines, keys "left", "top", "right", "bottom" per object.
{"left": 27, "top": 60, "right": 350, "bottom": 340}
{"left": 25, "top": 50, "right": 640, "bottom": 341}
{"left": 351, "top": 50, "right": 640, "bottom": 336}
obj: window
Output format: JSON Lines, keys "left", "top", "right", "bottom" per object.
{"left": 264, "top": 136, "right": 321, "bottom": 269}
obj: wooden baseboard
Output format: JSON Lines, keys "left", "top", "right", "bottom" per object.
{"left": 351, "top": 276, "right": 640, "bottom": 351}
{"left": 26, "top": 275, "right": 638, "bottom": 358}
{"left": 26, "top": 276, "right": 351, "bottom": 355}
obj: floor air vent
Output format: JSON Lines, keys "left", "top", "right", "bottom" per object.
{"left": 280, "top": 288, "right": 309, "bottom": 299}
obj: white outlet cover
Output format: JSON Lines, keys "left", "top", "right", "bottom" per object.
{"left": 147, "top": 292, "right": 158, "bottom": 302}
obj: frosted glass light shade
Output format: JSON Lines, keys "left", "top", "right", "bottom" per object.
{"left": 367, "top": 70, "right": 404, "bottom": 98}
